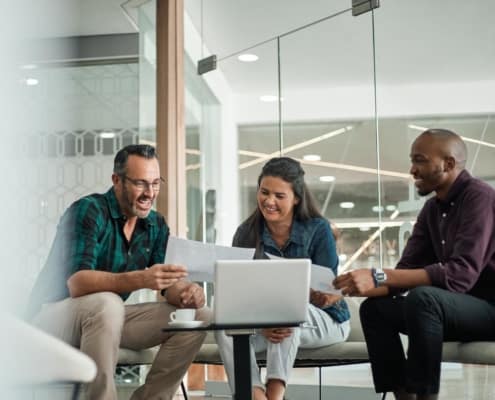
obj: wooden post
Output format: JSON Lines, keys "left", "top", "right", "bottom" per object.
{"left": 156, "top": 0, "right": 186, "bottom": 238}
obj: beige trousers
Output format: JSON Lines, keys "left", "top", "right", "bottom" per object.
{"left": 33, "top": 292, "right": 210, "bottom": 400}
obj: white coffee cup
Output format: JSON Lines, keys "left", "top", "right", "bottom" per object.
{"left": 170, "top": 308, "right": 196, "bottom": 322}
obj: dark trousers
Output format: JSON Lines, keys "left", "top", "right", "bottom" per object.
{"left": 360, "top": 286, "right": 495, "bottom": 395}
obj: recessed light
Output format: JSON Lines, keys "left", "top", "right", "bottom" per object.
{"left": 25, "top": 78, "right": 39, "bottom": 86}
{"left": 303, "top": 154, "right": 321, "bottom": 162}
{"left": 21, "top": 64, "right": 37, "bottom": 70}
{"left": 100, "top": 131, "right": 116, "bottom": 139}
{"left": 238, "top": 53, "right": 258, "bottom": 62}
{"left": 359, "top": 227, "right": 371, "bottom": 232}
{"left": 319, "top": 175, "right": 335, "bottom": 183}
{"left": 385, "top": 205, "right": 397, "bottom": 212}
{"left": 340, "top": 202, "right": 355, "bottom": 209}
{"left": 259, "top": 95, "right": 281, "bottom": 102}
{"left": 372, "top": 205, "right": 384, "bottom": 212}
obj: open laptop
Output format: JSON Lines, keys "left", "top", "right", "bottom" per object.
{"left": 213, "top": 259, "right": 311, "bottom": 327}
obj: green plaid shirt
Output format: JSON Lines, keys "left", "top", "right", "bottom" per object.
{"left": 27, "top": 188, "right": 168, "bottom": 317}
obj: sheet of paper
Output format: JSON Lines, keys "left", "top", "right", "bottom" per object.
{"left": 266, "top": 253, "right": 341, "bottom": 295}
{"left": 164, "top": 237, "right": 255, "bottom": 282}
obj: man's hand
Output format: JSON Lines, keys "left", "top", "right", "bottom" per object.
{"left": 309, "top": 289, "right": 342, "bottom": 308}
{"left": 143, "top": 264, "right": 188, "bottom": 290}
{"left": 333, "top": 269, "right": 375, "bottom": 296}
{"left": 165, "top": 281, "right": 205, "bottom": 308}
{"left": 178, "top": 282, "right": 205, "bottom": 308}
{"left": 261, "top": 328, "right": 293, "bottom": 343}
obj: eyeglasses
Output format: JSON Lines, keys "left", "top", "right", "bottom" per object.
{"left": 122, "top": 175, "right": 165, "bottom": 192}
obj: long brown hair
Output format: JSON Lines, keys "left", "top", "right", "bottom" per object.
{"left": 243, "top": 157, "right": 322, "bottom": 248}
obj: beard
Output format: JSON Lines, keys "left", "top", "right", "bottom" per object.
{"left": 121, "top": 185, "right": 153, "bottom": 218}
{"left": 415, "top": 166, "right": 444, "bottom": 197}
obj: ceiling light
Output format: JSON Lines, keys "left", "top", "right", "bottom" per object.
{"left": 100, "top": 131, "right": 116, "bottom": 139}
{"left": 390, "top": 210, "right": 400, "bottom": 220}
{"left": 338, "top": 254, "right": 348, "bottom": 262}
{"left": 385, "top": 205, "right": 397, "bottom": 212}
{"left": 359, "top": 227, "right": 371, "bottom": 232}
{"left": 238, "top": 53, "right": 258, "bottom": 62}
{"left": 372, "top": 205, "right": 384, "bottom": 212}
{"left": 408, "top": 124, "right": 428, "bottom": 132}
{"left": 461, "top": 136, "right": 495, "bottom": 149}
{"left": 25, "top": 78, "right": 39, "bottom": 86}
{"left": 303, "top": 154, "right": 321, "bottom": 162}
{"left": 340, "top": 202, "right": 355, "bottom": 209}
{"left": 319, "top": 175, "right": 335, "bottom": 183}
{"left": 21, "top": 64, "right": 37, "bottom": 70}
{"left": 259, "top": 95, "right": 281, "bottom": 102}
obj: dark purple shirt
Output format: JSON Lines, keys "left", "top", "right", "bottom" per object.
{"left": 397, "top": 170, "right": 495, "bottom": 300}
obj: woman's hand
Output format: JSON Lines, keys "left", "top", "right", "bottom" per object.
{"left": 261, "top": 328, "right": 293, "bottom": 343}
{"left": 309, "top": 289, "right": 342, "bottom": 308}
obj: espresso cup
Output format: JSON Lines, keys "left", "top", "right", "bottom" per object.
{"left": 170, "top": 308, "right": 196, "bottom": 322}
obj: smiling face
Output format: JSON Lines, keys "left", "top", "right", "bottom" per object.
{"left": 113, "top": 155, "right": 161, "bottom": 219}
{"left": 257, "top": 175, "right": 300, "bottom": 227}
{"left": 409, "top": 134, "right": 453, "bottom": 198}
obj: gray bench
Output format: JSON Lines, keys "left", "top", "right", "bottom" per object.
{"left": 117, "top": 297, "right": 495, "bottom": 396}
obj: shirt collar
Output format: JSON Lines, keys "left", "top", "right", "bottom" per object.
{"left": 104, "top": 187, "right": 156, "bottom": 226}
{"left": 438, "top": 169, "right": 471, "bottom": 206}
{"left": 261, "top": 218, "right": 306, "bottom": 247}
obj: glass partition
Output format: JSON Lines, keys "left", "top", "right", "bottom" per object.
{"left": 279, "top": 9, "right": 379, "bottom": 272}
{"left": 375, "top": 0, "right": 495, "bottom": 262}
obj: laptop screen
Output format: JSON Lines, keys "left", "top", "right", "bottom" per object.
{"left": 213, "top": 259, "right": 311, "bottom": 325}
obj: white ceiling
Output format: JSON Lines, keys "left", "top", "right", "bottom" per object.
{"left": 184, "top": 0, "right": 495, "bottom": 92}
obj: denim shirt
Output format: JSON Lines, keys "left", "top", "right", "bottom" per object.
{"left": 232, "top": 217, "right": 350, "bottom": 323}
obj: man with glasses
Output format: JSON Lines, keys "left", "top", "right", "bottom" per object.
{"left": 27, "top": 144, "right": 209, "bottom": 400}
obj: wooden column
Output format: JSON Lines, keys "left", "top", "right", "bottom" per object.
{"left": 156, "top": 0, "right": 186, "bottom": 237}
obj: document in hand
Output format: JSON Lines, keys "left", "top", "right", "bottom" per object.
{"left": 265, "top": 253, "right": 341, "bottom": 295}
{"left": 164, "top": 237, "right": 255, "bottom": 282}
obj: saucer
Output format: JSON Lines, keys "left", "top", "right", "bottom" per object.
{"left": 168, "top": 320, "right": 204, "bottom": 328}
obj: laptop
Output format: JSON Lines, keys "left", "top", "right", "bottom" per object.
{"left": 213, "top": 259, "right": 311, "bottom": 327}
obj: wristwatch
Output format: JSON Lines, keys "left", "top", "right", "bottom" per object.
{"left": 371, "top": 268, "right": 387, "bottom": 287}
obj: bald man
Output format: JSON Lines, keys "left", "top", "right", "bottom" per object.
{"left": 334, "top": 129, "right": 495, "bottom": 400}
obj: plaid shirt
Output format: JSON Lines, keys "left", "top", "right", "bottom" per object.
{"left": 27, "top": 188, "right": 168, "bottom": 317}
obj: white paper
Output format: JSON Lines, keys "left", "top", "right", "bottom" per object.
{"left": 266, "top": 253, "right": 341, "bottom": 295}
{"left": 164, "top": 237, "right": 255, "bottom": 282}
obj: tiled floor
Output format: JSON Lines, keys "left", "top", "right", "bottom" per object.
{"left": 18, "top": 363, "right": 495, "bottom": 399}
{"left": 169, "top": 363, "right": 495, "bottom": 400}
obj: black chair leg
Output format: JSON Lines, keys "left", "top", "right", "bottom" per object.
{"left": 381, "top": 392, "right": 387, "bottom": 400}
{"left": 71, "top": 383, "right": 81, "bottom": 400}
{"left": 181, "top": 380, "right": 189, "bottom": 400}
{"left": 318, "top": 366, "right": 322, "bottom": 400}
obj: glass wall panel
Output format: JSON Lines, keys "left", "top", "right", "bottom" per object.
{"left": 375, "top": 0, "right": 495, "bottom": 262}
{"left": 279, "top": 10, "right": 379, "bottom": 271}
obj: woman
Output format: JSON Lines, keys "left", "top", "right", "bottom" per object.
{"left": 215, "top": 157, "right": 351, "bottom": 400}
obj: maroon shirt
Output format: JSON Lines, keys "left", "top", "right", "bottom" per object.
{"left": 397, "top": 170, "right": 495, "bottom": 300}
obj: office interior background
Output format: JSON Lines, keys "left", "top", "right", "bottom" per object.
{"left": 1, "top": 0, "right": 494, "bottom": 398}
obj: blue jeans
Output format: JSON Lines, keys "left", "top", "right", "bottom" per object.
{"left": 360, "top": 287, "right": 495, "bottom": 395}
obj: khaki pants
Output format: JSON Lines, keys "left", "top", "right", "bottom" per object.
{"left": 33, "top": 292, "right": 210, "bottom": 400}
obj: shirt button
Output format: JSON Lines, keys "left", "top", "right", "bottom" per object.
{"left": 441, "top": 240, "right": 445, "bottom": 245}
{"left": 442, "top": 213, "right": 447, "bottom": 218}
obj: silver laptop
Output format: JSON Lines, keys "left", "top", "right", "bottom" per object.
{"left": 213, "top": 259, "right": 311, "bottom": 326}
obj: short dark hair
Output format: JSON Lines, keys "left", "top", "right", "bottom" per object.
{"left": 113, "top": 144, "right": 158, "bottom": 176}
{"left": 421, "top": 128, "right": 468, "bottom": 169}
